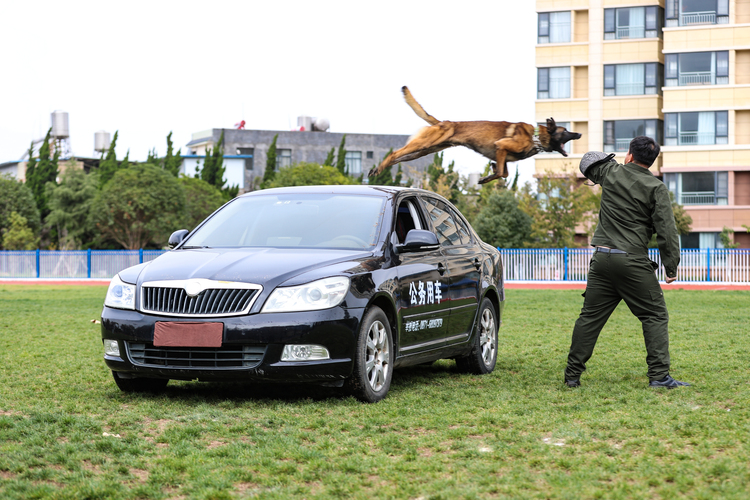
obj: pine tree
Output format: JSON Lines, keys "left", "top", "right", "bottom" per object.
{"left": 369, "top": 149, "right": 397, "bottom": 186}
{"left": 26, "top": 128, "right": 58, "bottom": 218}
{"left": 146, "top": 148, "right": 158, "bottom": 165}
{"left": 24, "top": 141, "right": 37, "bottom": 192}
{"left": 164, "top": 132, "right": 183, "bottom": 177}
{"left": 335, "top": 135, "right": 347, "bottom": 175}
{"left": 200, "top": 130, "right": 225, "bottom": 189}
{"left": 323, "top": 147, "right": 335, "bottom": 167}
{"left": 121, "top": 150, "right": 131, "bottom": 170}
{"left": 98, "top": 131, "right": 120, "bottom": 188}
{"left": 261, "top": 134, "right": 279, "bottom": 188}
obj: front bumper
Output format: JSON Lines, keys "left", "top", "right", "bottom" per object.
{"left": 101, "top": 305, "right": 364, "bottom": 383}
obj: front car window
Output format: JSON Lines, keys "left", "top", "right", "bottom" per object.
{"left": 184, "top": 193, "right": 385, "bottom": 249}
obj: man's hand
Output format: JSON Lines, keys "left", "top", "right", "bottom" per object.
{"left": 665, "top": 276, "right": 677, "bottom": 284}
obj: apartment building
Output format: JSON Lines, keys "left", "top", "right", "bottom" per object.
{"left": 535, "top": 0, "right": 750, "bottom": 248}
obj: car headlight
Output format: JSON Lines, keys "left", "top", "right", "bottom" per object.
{"left": 261, "top": 276, "right": 350, "bottom": 313}
{"left": 104, "top": 274, "right": 136, "bottom": 310}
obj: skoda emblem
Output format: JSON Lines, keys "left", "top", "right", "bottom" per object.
{"left": 184, "top": 280, "right": 203, "bottom": 297}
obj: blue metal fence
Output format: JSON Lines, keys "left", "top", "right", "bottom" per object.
{"left": 1, "top": 248, "right": 749, "bottom": 283}
{"left": 0, "top": 249, "right": 166, "bottom": 279}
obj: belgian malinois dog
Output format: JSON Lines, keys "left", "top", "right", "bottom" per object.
{"left": 368, "top": 86, "right": 582, "bottom": 184}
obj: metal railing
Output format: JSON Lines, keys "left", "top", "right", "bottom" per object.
{"left": 681, "top": 11, "right": 716, "bottom": 25}
{"left": 617, "top": 26, "right": 645, "bottom": 39}
{"left": 1, "top": 248, "right": 749, "bottom": 284}
{"left": 679, "top": 191, "right": 715, "bottom": 205}
{"left": 678, "top": 132, "right": 716, "bottom": 145}
{"left": 0, "top": 249, "right": 165, "bottom": 279}
{"left": 679, "top": 71, "right": 714, "bottom": 86}
{"left": 499, "top": 248, "right": 750, "bottom": 284}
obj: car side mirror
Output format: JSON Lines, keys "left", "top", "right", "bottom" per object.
{"left": 396, "top": 229, "right": 440, "bottom": 253}
{"left": 168, "top": 229, "right": 190, "bottom": 249}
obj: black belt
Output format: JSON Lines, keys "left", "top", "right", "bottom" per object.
{"left": 595, "top": 246, "right": 627, "bottom": 254}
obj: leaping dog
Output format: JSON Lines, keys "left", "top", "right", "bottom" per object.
{"left": 368, "top": 86, "right": 582, "bottom": 184}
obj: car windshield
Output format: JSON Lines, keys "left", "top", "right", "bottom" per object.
{"left": 183, "top": 193, "right": 386, "bottom": 249}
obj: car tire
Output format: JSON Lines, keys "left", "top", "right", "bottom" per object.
{"left": 346, "top": 306, "right": 393, "bottom": 403}
{"left": 111, "top": 371, "right": 169, "bottom": 392}
{"left": 456, "top": 298, "right": 498, "bottom": 375}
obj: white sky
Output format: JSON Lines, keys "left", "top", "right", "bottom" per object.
{"left": 0, "top": 0, "right": 537, "bottom": 186}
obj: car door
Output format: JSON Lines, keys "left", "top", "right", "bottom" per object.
{"left": 394, "top": 197, "right": 451, "bottom": 352}
{"left": 420, "top": 197, "right": 482, "bottom": 342}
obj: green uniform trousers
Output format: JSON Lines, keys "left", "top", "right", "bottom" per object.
{"left": 565, "top": 251, "right": 671, "bottom": 382}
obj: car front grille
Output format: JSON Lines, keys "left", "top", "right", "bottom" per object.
{"left": 141, "top": 286, "right": 259, "bottom": 317}
{"left": 127, "top": 342, "right": 266, "bottom": 369}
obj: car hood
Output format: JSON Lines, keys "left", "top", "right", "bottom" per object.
{"left": 134, "top": 247, "right": 374, "bottom": 288}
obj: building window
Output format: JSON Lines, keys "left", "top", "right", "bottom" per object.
{"left": 665, "top": 51, "right": 728, "bottom": 86}
{"left": 603, "top": 120, "right": 662, "bottom": 152}
{"left": 604, "top": 6, "right": 662, "bottom": 40}
{"left": 537, "top": 67, "right": 570, "bottom": 99}
{"left": 665, "top": 0, "right": 729, "bottom": 27}
{"left": 680, "top": 232, "right": 724, "bottom": 248}
{"left": 664, "top": 111, "right": 728, "bottom": 145}
{"left": 345, "top": 151, "right": 362, "bottom": 175}
{"left": 538, "top": 11, "right": 570, "bottom": 44}
{"left": 237, "top": 147, "right": 254, "bottom": 170}
{"left": 276, "top": 149, "right": 291, "bottom": 170}
{"left": 604, "top": 63, "right": 662, "bottom": 96}
{"left": 665, "top": 171, "right": 728, "bottom": 206}
{"left": 366, "top": 151, "right": 373, "bottom": 159}
{"left": 538, "top": 122, "right": 573, "bottom": 154}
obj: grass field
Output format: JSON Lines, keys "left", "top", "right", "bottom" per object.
{"left": 1, "top": 285, "right": 749, "bottom": 499}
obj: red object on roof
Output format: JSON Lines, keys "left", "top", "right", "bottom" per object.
{"left": 235, "top": 120, "right": 246, "bottom": 130}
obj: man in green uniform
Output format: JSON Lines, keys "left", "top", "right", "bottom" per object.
{"left": 565, "top": 136, "right": 689, "bottom": 389}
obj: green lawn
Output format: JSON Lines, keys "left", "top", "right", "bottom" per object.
{"left": 0, "top": 285, "right": 749, "bottom": 499}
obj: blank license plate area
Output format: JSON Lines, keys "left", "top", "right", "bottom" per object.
{"left": 153, "top": 321, "right": 223, "bottom": 347}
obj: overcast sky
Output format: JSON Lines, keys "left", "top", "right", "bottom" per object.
{"left": 1, "top": 0, "right": 537, "bottom": 185}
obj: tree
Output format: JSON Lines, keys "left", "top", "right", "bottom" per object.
{"left": 177, "top": 177, "right": 227, "bottom": 231}
{"left": 368, "top": 149, "right": 402, "bottom": 186}
{"left": 335, "top": 135, "right": 347, "bottom": 175}
{"left": 323, "top": 147, "right": 335, "bottom": 167}
{"left": 474, "top": 190, "right": 533, "bottom": 249}
{"left": 200, "top": 130, "right": 226, "bottom": 189}
{"left": 90, "top": 164, "right": 186, "bottom": 249}
{"left": 266, "top": 162, "right": 358, "bottom": 188}
{"left": 164, "top": 132, "right": 183, "bottom": 177}
{"left": 720, "top": 226, "right": 740, "bottom": 249}
{"left": 25, "top": 128, "right": 59, "bottom": 218}
{"left": 45, "top": 167, "right": 98, "bottom": 249}
{"left": 0, "top": 175, "right": 40, "bottom": 250}
{"left": 262, "top": 134, "right": 279, "bottom": 188}
{"left": 98, "top": 131, "right": 121, "bottom": 188}
{"left": 2, "top": 211, "right": 39, "bottom": 250}
{"left": 518, "top": 173, "right": 599, "bottom": 248}
{"left": 424, "top": 153, "right": 460, "bottom": 204}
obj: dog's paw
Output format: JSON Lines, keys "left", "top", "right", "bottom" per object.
{"left": 367, "top": 166, "right": 380, "bottom": 177}
{"left": 477, "top": 174, "right": 497, "bottom": 185}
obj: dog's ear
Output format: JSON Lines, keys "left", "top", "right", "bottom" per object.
{"left": 546, "top": 118, "right": 557, "bottom": 132}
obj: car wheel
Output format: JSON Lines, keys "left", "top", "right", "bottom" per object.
{"left": 111, "top": 371, "right": 169, "bottom": 392}
{"left": 346, "top": 306, "right": 393, "bottom": 403}
{"left": 456, "top": 298, "right": 497, "bottom": 375}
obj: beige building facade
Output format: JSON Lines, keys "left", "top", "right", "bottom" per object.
{"left": 536, "top": 0, "right": 750, "bottom": 248}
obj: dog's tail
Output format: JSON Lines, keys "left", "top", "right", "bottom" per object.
{"left": 402, "top": 86, "right": 440, "bottom": 125}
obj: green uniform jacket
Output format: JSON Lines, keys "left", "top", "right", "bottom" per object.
{"left": 585, "top": 159, "right": 680, "bottom": 278}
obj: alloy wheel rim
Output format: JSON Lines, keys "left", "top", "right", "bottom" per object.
{"left": 365, "top": 320, "right": 390, "bottom": 392}
{"left": 479, "top": 308, "right": 496, "bottom": 367}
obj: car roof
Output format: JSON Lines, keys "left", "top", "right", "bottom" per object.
{"left": 239, "top": 184, "right": 433, "bottom": 199}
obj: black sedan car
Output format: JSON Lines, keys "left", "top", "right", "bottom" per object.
{"left": 101, "top": 185, "right": 504, "bottom": 402}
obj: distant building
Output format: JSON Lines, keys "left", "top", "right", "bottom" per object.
{"left": 535, "top": 0, "right": 750, "bottom": 248}
{"left": 182, "top": 126, "right": 433, "bottom": 192}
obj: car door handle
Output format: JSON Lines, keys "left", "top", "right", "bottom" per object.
{"left": 473, "top": 258, "right": 481, "bottom": 270}
{"left": 437, "top": 263, "right": 446, "bottom": 275}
